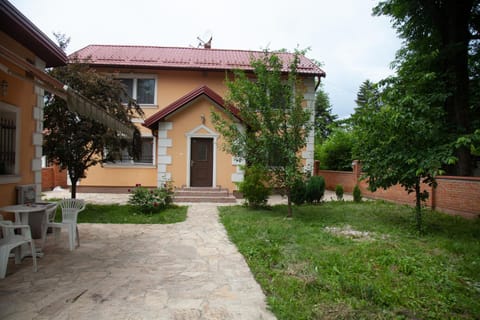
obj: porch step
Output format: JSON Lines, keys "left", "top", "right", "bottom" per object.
{"left": 174, "top": 187, "right": 237, "bottom": 203}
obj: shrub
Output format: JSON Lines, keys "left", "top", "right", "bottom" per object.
{"left": 353, "top": 184, "right": 362, "bottom": 202}
{"left": 335, "top": 184, "right": 344, "bottom": 201}
{"left": 128, "top": 184, "right": 173, "bottom": 213}
{"left": 315, "top": 128, "right": 354, "bottom": 171}
{"left": 238, "top": 165, "right": 271, "bottom": 208}
{"left": 290, "top": 178, "right": 307, "bottom": 205}
{"left": 305, "top": 176, "right": 325, "bottom": 203}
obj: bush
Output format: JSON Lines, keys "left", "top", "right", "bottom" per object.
{"left": 128, "top": 184, "right": 173, "bottom": 213}
{"left": 335, "top": 184, "right": 344, "bottom": 201}
{"left": 305, "top": 176, "right": 325, "bottom": 203}
{"left": 290, "top": 178, "right": 307, "bottom": 205}
{"left": 353, "top": 184, "right": 362, "bottom": 202}
{"left": 315, "top": 129, "right": 354, "bottom": 171}
{"left": 238, "top": 165, "right": 271, "bottom": 208}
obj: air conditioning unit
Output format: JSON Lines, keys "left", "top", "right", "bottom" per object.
{"left": 16, "top": 184, "right": 36, "bottom": 204}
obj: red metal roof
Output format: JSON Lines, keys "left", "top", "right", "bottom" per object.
{"left": 70, "top": 45, "right": 325, "bottom": 77}
{"left": 143, "top": 85, "right": 240, "bottom": 130}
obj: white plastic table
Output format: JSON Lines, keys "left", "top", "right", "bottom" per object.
{"left": 0, "top": 204, "right": 49, "bottom": 257}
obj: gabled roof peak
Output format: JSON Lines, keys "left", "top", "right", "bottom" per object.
{"left": 143, "top": 85, "right": 240, "bottom": 130}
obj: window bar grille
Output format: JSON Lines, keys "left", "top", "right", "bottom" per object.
{"left": 0, "top": 116, "right": 16, "bottom": 174}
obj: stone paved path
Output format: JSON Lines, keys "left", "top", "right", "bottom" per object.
{"left": 0, "top": 205, "right": 276, "bottom": 320}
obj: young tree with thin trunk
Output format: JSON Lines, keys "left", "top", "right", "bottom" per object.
{"left": 212, "top": 50, "right": 312, "bottom": 217}
{"left": 352, "top": 77, "right": 455, "bottom": 232}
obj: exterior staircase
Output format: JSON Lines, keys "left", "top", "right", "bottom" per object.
{"left": 174, "top": 187, "right": 237, "bottom": 203}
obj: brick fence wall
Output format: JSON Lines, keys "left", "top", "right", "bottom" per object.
{"left": 41, "top": 164, "right": 68, "bottom": 191}
{"left": 314, "top": 161, "right": 479, "bottom": 218}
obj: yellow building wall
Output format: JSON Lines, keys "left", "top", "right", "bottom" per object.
{"left": 80, "top": 68, "right": 237, "bottom": 190}
{"left": 166, "top": 98, "right": 237, "bottom": 191}
{"left": 0, "top": 32, "right": 39, "bottom": 212}
{"left": 81, "top": 165, "right": 157, "bottom": 188}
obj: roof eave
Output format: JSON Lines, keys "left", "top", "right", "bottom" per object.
{"left": 0, "top": 1, "right": 67, "bottom": 67}
{"left": 70, "top": 61, "right": 325, "bottom": 78}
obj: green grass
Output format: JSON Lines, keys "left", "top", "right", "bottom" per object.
{"left": 53, "top": 203, "right": 187, "bottom": 224}
{"left": 219, "top": 201, "right": 480, "bottom": 320}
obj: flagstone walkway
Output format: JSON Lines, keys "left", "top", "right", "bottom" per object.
{"left": 0, "top": 204, "right": 276, "bottom": 320}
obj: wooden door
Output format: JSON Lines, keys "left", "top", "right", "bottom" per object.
{"left": 190, "top": 138, "right": 213, "bottom": 187}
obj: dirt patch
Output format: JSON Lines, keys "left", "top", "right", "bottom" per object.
{"left": 324, "top": 225, "right": 386, "bottom": 241}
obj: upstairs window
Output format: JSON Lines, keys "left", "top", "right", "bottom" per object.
{"left": 119, "top": 76, "right": 156, "bottom": 105}
{"left": 0, "top": 102, "right": 19, "bottom": 178}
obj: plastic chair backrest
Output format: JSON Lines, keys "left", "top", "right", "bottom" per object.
{"left": 0, "top": 217, "right": 14, "bottom": 240}
{"left": 45, "top": 203, "right": 58, "bottom": 223}
{"left": 59, "top": 199, "right": 85, "bottom": 224}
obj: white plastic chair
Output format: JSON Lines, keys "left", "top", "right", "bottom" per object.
{"left": 0, "top": 216, "right": 37, "bottom": 279}
{"left": 45, "top": 199, "right": 85, "bottom": 251}
{"left": 41, "top": 202, "right": 58, "bottom": 249}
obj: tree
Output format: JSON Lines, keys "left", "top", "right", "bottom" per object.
{"left": 373, "top": 0, "right": 480, "bottom": 176}
{"left": 212, "top": 50, "right": 312, "bottom": 217}
{"left": 352, "top": 76, "right": 455, "bottom": 232}
{"left": 314, "top": 84, "right": 337, "bottom": 143}
{"left": 355, "top": 80, "right": 381, "bottom": 111}
{"left": 44, "top": 61, "right": 143, "bottom": 198}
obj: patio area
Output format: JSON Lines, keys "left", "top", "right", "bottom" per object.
{"left": 0, "top": 204, "right": 276, "bottom": 320}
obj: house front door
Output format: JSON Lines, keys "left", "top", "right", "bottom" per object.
{"left": 190, "top": 138, "right": 213, "bottom": 187}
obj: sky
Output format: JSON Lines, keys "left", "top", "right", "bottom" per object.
{"left": 10, "top": 0, "right": 402, "bottom": 119}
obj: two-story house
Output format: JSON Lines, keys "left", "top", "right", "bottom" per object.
{"left": 70, "top": 44, "right": 325, "bottom": 197}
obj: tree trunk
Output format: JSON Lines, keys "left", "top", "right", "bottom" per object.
{"left": 414, "top": 180, "right": 423, "bottom": 233}
{"left": 69, "top": 173, "right": 77, "bottom": 199}
{"left": 287, "top": 193, "right": 293, "bottom": 218}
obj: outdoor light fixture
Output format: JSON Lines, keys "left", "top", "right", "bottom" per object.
{"left": 0, "top": 80, "right": 8, "bottom": 96}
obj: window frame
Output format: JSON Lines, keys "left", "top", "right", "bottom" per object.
{"left": 105, "top": 135, "right": 156, "bottom": 167}
{"left": 117, "top": 74, "right": 157, "bottom": 107}
{"left": 0, "top": 101, "right": 21, "bottom": 184}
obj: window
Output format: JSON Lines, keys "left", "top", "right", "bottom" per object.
{"left": 0, "top": 102, "right": 19, "bottom": 179}
{"left": 266, "top": 139, "right": 287, "bottom": 168}
{"left": 113, "top": 137, "right": 154, "bottom": 166}
{"left": 118, "top": 76, "right": 156, "bottom": 105}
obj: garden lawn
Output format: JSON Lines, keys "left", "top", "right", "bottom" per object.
{"left": 68, "top": 204, "right": 187, "bottom": 224}
{"left": 219, "top": 201, "right": 480, "bottom": 320}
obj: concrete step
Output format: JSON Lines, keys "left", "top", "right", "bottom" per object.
{"left": 174, "top": 187, "right": 237, "bottom": 203}
{"left": 173, "top": 196, "right": 237, "bottom": 203}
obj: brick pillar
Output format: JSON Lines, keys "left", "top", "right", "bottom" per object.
{"left": 314, "top": 160, "right": 320, "bottom": 176}
{"left": 352, "top": 160, "right": 361, "bottom": 185}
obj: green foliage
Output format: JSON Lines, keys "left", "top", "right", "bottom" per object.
{"left": 353, "top": 184, "right": 362, "bottom": 202}
{"left": 314, "top": 83, "right": 338, "bottom": 143}
{"left": 44, "top": 60, "right": 143, "bottom": 198}
{"left": 305, "top": 175, "right": 325, "bottom": 203}
{"left": 219, "top": 202, "right": 480, "bottom": 319}
{"left": 354, "top": 79, "right": 381, "bottom": 116}
{"left": 127, "top": 184, "right": 173, "bottom": 214}
{"left": 290, "top": 178, "right": 307, "bottom": 205}
{"left": 212, "top": 49, "right": 313, "bottom": 217}
{"left": 238, "top": 165, "right": 271, "bottom": 208}
{"left": 352, "top": 77, "right": 455, "bottom": 231}
{"left": 315, "top": 128, "right": 354, "bottom": 171}
{"left": 335, "top": 184, "right": 344, "bottom": 200}
{"left": 373, "top": 0, "right": 480, "bottom": 176}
